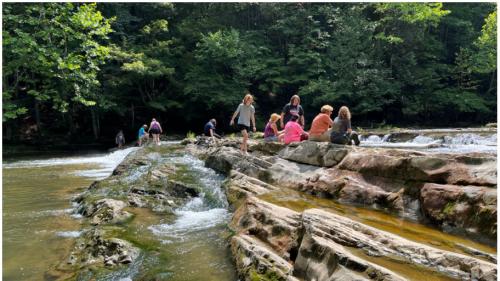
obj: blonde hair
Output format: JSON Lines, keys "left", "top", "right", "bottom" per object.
{"left": 269, "top": 113, "right": 281, "bottom": 122}
{"left": 320, "top": 105, "right": 333, "bottom": 113}
{"left": 338, "top": 106, "right": 351, "bottom": 120}
{"left": 290, "top": 95, "right": 300, "bottom": 105}
{"left": 243, "top": 93, "right": 254, "bottom": 105}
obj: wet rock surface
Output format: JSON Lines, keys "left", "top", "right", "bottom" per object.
{"left": 192, "top": 139, "right": 497, "bottom": 240}
{"left": 229, "top": 197, "right": 497, "bottom": 281}
{"left": 188, "top": 138, "right": 497, "bottom": 281}
{"left": 52, "top": 144, "right": 204, "bottom": 279}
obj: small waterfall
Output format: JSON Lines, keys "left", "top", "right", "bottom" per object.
{"left": 360, "top": 132, "right": 496, "bottom": 153}
{"left": 3, "top": 147, "right": 139, "bottom": 179}
{"left": 148, "top": 154, "right": 230, "bottom": 242}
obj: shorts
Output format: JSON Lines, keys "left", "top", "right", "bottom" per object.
{"left": 237, "top": 124, "right": 250, "bottom": 132}
{"left": 264, "top": 136, "right": 278, "bottom": 142}
{"left": 150, "top": 128, "right": 161, "bottom": 134}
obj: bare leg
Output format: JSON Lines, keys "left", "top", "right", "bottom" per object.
{"left": 241, "top": 129, "right": 248, "bottom": 153}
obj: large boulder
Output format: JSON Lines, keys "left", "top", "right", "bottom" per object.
{"left": 420, "top": 183, "right": 497, "bottom": 238}
{"left": 337, "top": 149, "right": 496, "bottom": 186}
{"left": 279, "top": 141, "right": 350, "bottom": 167}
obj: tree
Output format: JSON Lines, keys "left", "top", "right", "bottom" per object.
{"left": 3, "top": 3, "right": 112, "bottom": 137}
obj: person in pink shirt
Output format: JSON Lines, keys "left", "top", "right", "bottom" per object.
{"left": 283, "top": 114, "right": 307, "bottom": 144}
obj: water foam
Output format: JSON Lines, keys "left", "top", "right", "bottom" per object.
{"left": 149, "top": 154, "right": 230, "bottom": 240}
{"left": 361, "top": 133, "right": 496, "bottom": 153}
{"left": 4, "top": 147, "right": 139, "bottom": 179}
{"left": 56, "top": 231, "right": 82, "bottom": 238}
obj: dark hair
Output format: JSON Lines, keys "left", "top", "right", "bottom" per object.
{"left": 290, "top": 114, "right": 299, "bottom": 122}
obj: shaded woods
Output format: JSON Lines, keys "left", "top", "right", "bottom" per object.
{"left": 2, "top": 3, "right": 497, "bottom": 145}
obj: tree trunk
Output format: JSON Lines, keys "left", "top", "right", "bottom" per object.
{"left": 487, "top": 70, "right": 496, "bottom": 95}
{"left": 67, "top": 107, "right": 76, "bottom": 137}
{"left": 131, "top": 103, "right": 135, "bottom": 129}
{"left": 91, "top": 107, "right": 99, "bottom": 140}
{"left": 34, "top": 99, "right": 42, "bottom": 137}
{"left": 5, "top": 122, "right": 12, "bottom": 141}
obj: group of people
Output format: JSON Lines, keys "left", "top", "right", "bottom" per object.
{"left": 207, "top": 93, "right": 359, "bottom": 154}
{"left": 116, "top": 118, "right": 164, "bottom": 148}
{"left": 120, "top": 93, "right": 358, "bottom": 153}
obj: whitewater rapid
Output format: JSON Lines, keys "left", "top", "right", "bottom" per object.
{"left": 360, "top": 133, "right": 497, "bottom": 153}
{"left": 3, "top": 147, "right": 139, "bottom": 179}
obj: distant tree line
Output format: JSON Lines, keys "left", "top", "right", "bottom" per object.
{"left": 3, "top": 3, "right": 496, "bottom": 143}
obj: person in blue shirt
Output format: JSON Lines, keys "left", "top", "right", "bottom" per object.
{"left": 204, "top": 119, "right": 221, "bottom": 138}
{"left": 138, "top": 124, "right": 148, "bottom": 146}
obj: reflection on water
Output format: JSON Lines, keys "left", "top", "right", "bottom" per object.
{"left": 3, "top": 149, "right": 136, "bottom": 281}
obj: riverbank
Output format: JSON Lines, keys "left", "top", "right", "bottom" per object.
{"left": 16, "top": 129, "right": 495, "bottom": 280}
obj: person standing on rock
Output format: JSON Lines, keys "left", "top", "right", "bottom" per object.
{"left": 331, "top": 106, "right": 360, "bottom": 146}
{"left": 115, "top": 130, "right": 125, "bottom": 149}
{"left": 280, "top": 95, "right": 305, "bottom": 129}
{"left": 148, "top": 118, "right": 163, "bottom": 146}
{"left": 309, "top": 105, "right": 334, "bottom": 142}
{"left": 204, "top": 118, "right": 221, "bottom": 139}
{"left": 283, "top": 114, "right": 307, "bottom": 144}
{"left": 138, "top": 124, "right": 148, "bottom": 146}
{"left": 264, "top": 113, "right": 283, "bottom": 142}
{"left": 230, "top": 93, "right": 256, "bottom": 154}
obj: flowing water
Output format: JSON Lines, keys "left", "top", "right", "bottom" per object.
{"left": 95, "top": 153, "right": 237, "bottom": 281}
{"left": 3, "top": 145, "right": 237, "bottom": 281}
{"left": 3, "top": 135, "right": 497, "bottom": 281}
{"left": 3, "top": 148, "right": 138, "bottom": 281}
{"left": 360, "top": 132, "right": 497, "bottom": 153}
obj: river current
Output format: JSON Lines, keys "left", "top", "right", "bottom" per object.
{"left": 3, "top": 144, "right": 236, "bottom": 280}
{"left": 2, "top": 134, "right": 496, "bottom": 280}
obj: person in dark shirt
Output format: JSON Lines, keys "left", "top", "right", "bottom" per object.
{"left": 115, "top": 130, "right": 125, "bottom": 149}
{"left": 204, "top": 118, "right": 221, "bottom": 138}
{"left": 280, "top": 95, "right": 305, "bottom": 129}
{"left": 330, "top": 106, "right": 360, "bottom": 146}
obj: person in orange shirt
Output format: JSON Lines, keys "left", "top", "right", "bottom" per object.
{"left": 309, "top": 105, "right": 334, "bottom": 142}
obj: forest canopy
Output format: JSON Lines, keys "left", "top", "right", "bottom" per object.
{"left": 2, "top": 3, "right": 497, "bottom": 143}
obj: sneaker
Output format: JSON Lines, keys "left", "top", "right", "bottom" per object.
{"left": 352, "top": 133, "right": 360, "bottom": 146}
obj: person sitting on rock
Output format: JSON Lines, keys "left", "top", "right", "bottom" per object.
{"left": 309, "top": 105, "right": 334, "bottom": 142}
{"left": 280, "top": 94, "right": 305, "bottom": 129}
{"left": 283, "top": 114, "right": 308, "bottom": 145}
{"left": 204, "top": 118, "right": 221, "bottom": 139}
{"left": 138, "top": 124, "right": 149, "bottom": 146}
{"left": 331, "top": 106, "right": 360, "bottom": 146}
{"left": 264, "top": 113, "right": 283, "bottom": 142}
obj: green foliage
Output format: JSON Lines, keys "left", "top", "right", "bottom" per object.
{"left": 186, "top": 131, "right": 196, "bottom": 140}
{"left": 3, "top": 3, "right": 112, "bottom": 122}
{"left": 2, "top": 3, "right": 497, "bottom": 141}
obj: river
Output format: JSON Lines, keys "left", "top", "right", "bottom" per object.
{"left": 3, "top": 145, "right": 237, "bottom": 281}
{"left": 3, "top": 133, "right": 496, "bottom": 281}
